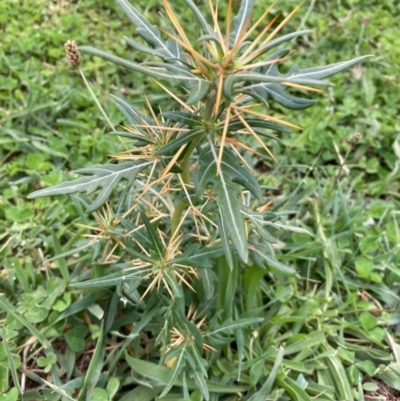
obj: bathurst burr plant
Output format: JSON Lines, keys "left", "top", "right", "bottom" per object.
{"left": 29, "top": 0, "right": 369, "bottom": 398}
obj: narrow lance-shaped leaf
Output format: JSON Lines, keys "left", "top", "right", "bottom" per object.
{"left": 124, "top": 354, "right": 250, "bottom": 393}
{"left": 109, "top": 131, "right": 155, "bottom": 144}
{"left": 155, "top": 129, "right": 203, "bottom": 156}
{"left": 160, "top": 111, "right": 201, "bottom": 127}
{"left": 250, "top": 347, "right": 284, "bottom": 401}
{"left": 173, "top": 244, "right": 226, "bottom": 268}
{"left": 241, "top": 49, "right": 316, "bottom": 109}
{"left": 182, "top": 0, "right": 217, "bottom": 38}
{"left": 286, "top": 55, "right": 372, "bottom": 81}
{"left": 193, "top": 371, "right": 209, "bottom": 401}
{"left": 217, "top": 210, "right": 234, "bottom": 270}
{"left": 111, "top": 95, "right": 154, "bottom": 128}
{"left": 231, "top": 71, "right": 334, "bottom": 87}
{"left": 187, "top": 79, "right": 211, "bottom": 105}
{"left": 254, "top": 83, "right": 316, "bottom": 110}
{"left": 163, "top": 270, "right": 183, "bottom": 298}
{"left": 81, "top": 46, "right": 210, "bottom": 105}
{"left": 28, "top": 161, "right": 152, "bottom": 212}
{"left": 276, "top": 374, "right": 313, "bottom": 401}
{"left": 228, "top": 118, "right": 292, "bottom": 134}
{"left": 140, "top": 211, "right": 164, "bottom": 257}
{"left": 245, "top": 30, "right": 312, "bottom": 61}
{"left": 160, "top": 347, "right": 187, "bottom": 397}
{"left": 124, "top": 36, "right": 167, "bottom": 60}
{"left": 70, "top": 272, "right": 142, "bottom": 289}
{"left": 196, "top": 147, "right": 261, "bottom": 199}
{"left": 205, "top": 317, "right": 264, "bottom": 337}
{"left": 147, "top": 58, "right": 209, "bottom": 103}
{"left": 160, "top": 15, "right": 184, "bottom": 61}
{"left": 224, "top": 71, "right": 330, "bottom": 100}
{"left": 242, "top": 211, "right": 276, "bottom": 243}
{"left": 214, "top": 179, "right": 248, "bottom": 263}
{"left": 199, "top": 269, "right": 216, "bottom": 300}
{"left": 264, "top": 30, "right": 313, "bottom": 51}
{"left": 116, "top": 0, "right": 178, "bottom": 59}
{"left": 230, "top": 0, "right": 254, "bottom": 46}
{"left": 80, "top": 46, "right": 208, "bottom": 87}
{"left": 250, "top": 244, "right": 296, "bottom": 275}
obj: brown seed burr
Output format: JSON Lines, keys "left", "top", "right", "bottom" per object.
{"left": 64, "top": 40, "right": 82, "bottom": 67}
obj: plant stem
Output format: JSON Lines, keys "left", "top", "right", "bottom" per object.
{"left": 171, "top": 93, "right": 217, "bottom": 237}
{"left": 79, "top": 68, "right": 115, "bottom": 131}
{"left": 170, "top": 139, "right": 200, "bottom": 236}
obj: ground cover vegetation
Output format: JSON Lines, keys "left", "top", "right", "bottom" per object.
{"left": 0, "top": 0, "right": 400, "bottom": 400}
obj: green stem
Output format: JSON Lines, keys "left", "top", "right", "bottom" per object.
{"left": 171, "top": 139, "right": 200, "bottom": 236}
{"left": 171, "top": 94, "right": 216, "bottom": 237}
{"left": 79, "top": 68, "right": 115, "bottom": 131}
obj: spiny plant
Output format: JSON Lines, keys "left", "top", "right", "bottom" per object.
{"left": 28, "top": 0, "right": 370, "bottom": 399}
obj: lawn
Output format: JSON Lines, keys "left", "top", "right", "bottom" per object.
{"left": 1, "top": 0, "right": 400, "bottom": 400}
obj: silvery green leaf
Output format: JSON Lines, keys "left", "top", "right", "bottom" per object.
{"left": 247, "top": 31, "right": 312, "bottom": 61}
{"left": 140, "top": 211, "right": 164, "bottom": 257}
{"left": 250, "top": 244, "right": 295, "bottom": 275}
{"left": 160, "top": 111, "right": 201, "bottom": 127}
{"left": 111, "top": 95, "right": 148, "bottom": 126}
{"left": 199, "top": 269, "right": 217, "bottom": 300}
{"left": 193, "top": 370, "right": 209, "bottom": 401}
{"left": 286, "top": 55, "right": 372, "bottom": 81}
{"left": 218, "top": 210, "right": 234, "bottom": 270}
{"left": 198, "top": 34, "right": 225, "bottom": 56}
{"left": 238, "top": 47, "right": 323, "bottom": 109}
{"left": 240, "top": 53, "right": 370, "bottom": 109}
{"left": 124, "top": 354, "right": 250, "bottom": 393}
{"left": 242, "top": 211, "right": 277, "bottom": 243}
{"left": 240, "top": 89, "right": 270, "bottom": 109}
{"left": 228, "top": 118, "right": 292, "bottom": 134}
{"left": 214, "top": 180, "right": 248, "bottom": 263}
{"left": 231, "top": 71, "right": 333, "bottom": 87}
{"left": 70, "top": 272, "right": 142, "bottom": 289}
{"left": 187, "top": 78, "right": 211, "bottom": 105}
{"left": 175, "top": 244, "right": 225, "bottom": 268}
{"left": 109, "top": 131, "right": 154, "bottom": 144}
{"left": 145, "top": 62, "right": 210, "bottom": 104}
{"left": 155, "top": 129, "right": 203, "bottom": 156}
{"left": 182, "top": 0, "right": 217, "bottom": 38}
{"left": 264, "top": 221, "right": 314, "bottom": 236}
{"left": 230, "top": 0, "right": 253, "bottom": 46}
{"left": 124, "top": 36, "right": 166, "bottom": 59}
{"left": 222, "top": 75, "right": 235, "bottom": 100}
{"left": 249, "top": 347, "right": 284, "bottom": 401}
{"left": 159, "top": 14, "right": 183, "bottom": 61}
{"left": 254, "top": 83, "right": 316, "bottom": 110}
{"left": 163, "top": 270, "right": 183, "bottom": 298}
{"left": 28, "top": 161, "right": 152, "bottom": 212}
{"left": 256, "top": 48, "right": 288, "bottom": 76}
{"left": 196, "top": 142, "right": 250, "bottom": 263}
{"left": 206, "top": 317, "right": 264, "bottom": 336}
{"left": 196, "top": 147, "right": 261, "bottom": 199}
{"left": 149, "top": 62, "right": 192, "bottom": 76}
{"left": 159, "top": 347, "right": 186, "bottom": 397}
{"left": 80, "top": 47, "right": 207, "bottom": 88}
{"left": 116, "top": 0, "right": 177, "bottom": 59}
{"left": 252, "top": 128, "right": 282, "bottom": 142}
{"left": 265, "top": 30, "right": 313, "bottom": 50}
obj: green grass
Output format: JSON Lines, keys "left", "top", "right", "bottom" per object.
{"left": 1, "top": 0, "right": 400, "bottom": 400}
